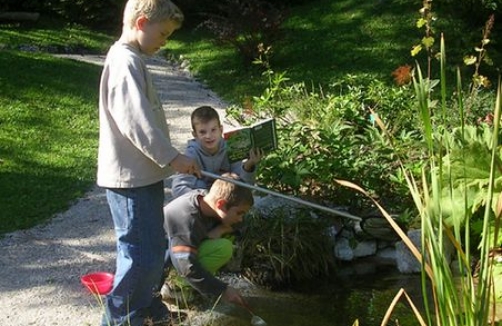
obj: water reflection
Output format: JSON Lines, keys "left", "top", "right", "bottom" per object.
{"left": 191, "top": 264, "right": 427, "bottom": 326}
{"left": 230, "top": 266, "right": 426, "bottom": 326}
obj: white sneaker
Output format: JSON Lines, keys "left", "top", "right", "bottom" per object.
{"left": 161, "top": 283, "right": 196, "bottom": 303}
{"left": 160, "top": 283, "right": 181, "bottom": 301}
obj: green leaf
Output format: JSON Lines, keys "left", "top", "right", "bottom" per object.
{"left": 416, "top": 18, "right": 427, "bottom": 28}
{"left": 411, "top": 44, "right": 422, "bottom": 57}
{"left": 421, "top": 36, "right": 435, "bottom": 49}
{"left": 483, "top": 55, "right": 493, "bottom": 66}
{"left": 463, "top": 55, "right": 477, "bottom": 66}
{"left": 436, "top": 125, "right": 502, "bottom": 227}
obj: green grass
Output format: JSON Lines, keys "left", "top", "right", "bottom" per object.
{"left": 167, "top": 0, "right": 496, "bottom": 104}
{"left": 0, "top": 50, "right": 102, "bottom": 234}
{"left": 0, "top": 19, "right": 115, "bottom": 53}
{"left": 0, "top": 21, "right": 114, "bottom": 235}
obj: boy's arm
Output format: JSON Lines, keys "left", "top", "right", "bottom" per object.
{"left": 243, "top": 148, "right": 263, "bottom": 172}
{"left": 171, "top": 174, "right": 208, "bottom": 198}
{"left": 230, "top": 148, "right": 263, "bottom": 184}
{"left": 105, "top": 55, "right": 180, "bottom": 168}
{"left": 230, "top": 160, "right": 256, "bottom": 185}
{"left": 170, "top": 144, "right": 208, "bottom": 197}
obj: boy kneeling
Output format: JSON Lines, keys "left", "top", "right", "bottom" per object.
{"left": 162, "top": 173, "right": 253, "bottom": 307}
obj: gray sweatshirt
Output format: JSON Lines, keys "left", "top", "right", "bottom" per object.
{"left": 97, "top": 42, "right": 179, "bottom": 188}
{"left": 170, "top": 138, "right": 255, "bottom": 198}
{"left": 164, "top": 190, "right": 227, "bottom": 296}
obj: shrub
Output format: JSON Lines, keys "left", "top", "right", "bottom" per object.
{"left": 228, "top": 73, "right": 421, "bottom": 213}
{"left": 1, "top": 0, "right": 125, "bottom": 31}
{"left": 240, "top": 207, "right": 336, "bottom": 288}
{"left": 197, "top": 0, "right": 288, "bottom": 64}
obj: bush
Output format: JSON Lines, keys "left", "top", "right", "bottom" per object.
{"left": 437, "top": 0, "right": 502, "bottom": 23}
{"left": 197, "top": 0, "right": 288, "bottom": 64}
{"left": 240, "top": 208, "right": 336, "bottom": 288}
{"left": 1, "top": 0, "right": 125, "bottom": 31}
{"left": 228, "top": 73, "right": 420, "bottom": 213}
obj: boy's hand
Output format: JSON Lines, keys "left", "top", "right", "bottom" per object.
{"left": 170, "top": 154, "right": 201, "bottom": 177}
{"left": 222, "top": 286, "right": 245, "bottom": 306}
{"left": 243, "top": 148, "right": 264, "bottom": 172}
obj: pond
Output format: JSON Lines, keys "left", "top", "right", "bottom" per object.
{"left": 191, "top": 264, "right": 428, "bottom": 326}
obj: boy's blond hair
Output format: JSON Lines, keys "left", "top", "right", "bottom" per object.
{"left": 191, "top": 106, "right": 221, "bottom": 130}
{"left": 123, "top": 0, "right": 184, "bottom": 28}
{"left": 209, "top": 173, "right": 254, "bottom": 209}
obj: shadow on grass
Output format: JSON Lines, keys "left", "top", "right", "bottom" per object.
{"left": 0, "top": 50, "right": 101, "bottom": 234}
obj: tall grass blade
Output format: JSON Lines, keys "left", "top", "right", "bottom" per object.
{"left": 380, "top": 288, "right": 427, "bottom": 326}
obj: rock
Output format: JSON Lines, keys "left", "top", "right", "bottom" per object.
{"left": 395, "top": 228, "right": 454, "bottom": 274}
{"left": 353, "top": 240, "right": 377, "bottom": 258}
{"left": 334, "top": 237, "right": 378, "bottom": 261}
{"left": 252, "top": 195, "right": 303, "bottom": 218}
{"left": 376, "top": 246, "right": 396, "bottom": 261}
{"left": 395, "top": 229, "right": 422, "bottom": 273}
{"left": 334, "top": 237, "right": 354, "bottom": 261}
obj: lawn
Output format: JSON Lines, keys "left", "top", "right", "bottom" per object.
{"left": 0, "top": 19, "right": 114, "bottom": 235}
{"left": 167, "top": 0, "right": 498, "bottom": 104}
{"left": 0, "top": 50, "right": 103, "bottom": 234}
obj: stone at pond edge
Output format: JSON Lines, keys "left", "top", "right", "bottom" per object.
{"left": 334, "top": 237, "right": 378, "bottom": 261}
{"left": 395, "top": 228, "right": 454, "bottom": 274}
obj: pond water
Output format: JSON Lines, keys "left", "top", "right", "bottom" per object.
{"left": 205, "top": 264, "right": 428, "bottom": 326}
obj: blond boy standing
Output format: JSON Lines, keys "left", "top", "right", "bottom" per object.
{"left": 97, "top": 1, "right": 200, "bottom": 325}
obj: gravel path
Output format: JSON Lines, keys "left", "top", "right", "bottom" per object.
{"left": 0, "top": 54, "right": 233, "bottom": 326}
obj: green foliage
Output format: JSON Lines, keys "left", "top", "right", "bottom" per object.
{"left": 0, "top": 50, "right": 101, "bottom": 235}
{"left": 405, "top": 37, "right": 501, "bottom": 325}
{"left": 197, "top": 0, "right": 287, "bottom": 64}
{"left": 2, "top": 0, "right": 125, "bottom": 31}
{"left": 432, "top": 124, "right": 502, "bottom": 247}
{"left": 436, "top": 0, "right": 502, "bottom": 23}
{"left": 0, "top": 21, "right": 114, "bottom": 54}
{"left": 227, "top": 71, "right": 420, "bottom": 213}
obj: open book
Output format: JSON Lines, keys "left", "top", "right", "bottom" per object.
{"left": 223, "top": 118, "right": 278, "bottom": 162}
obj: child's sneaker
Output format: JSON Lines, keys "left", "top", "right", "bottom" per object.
{"left": 160, "top": 282, "right": 195, "bottom": 305}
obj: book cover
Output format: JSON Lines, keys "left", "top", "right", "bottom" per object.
{"left": 224, "top": 118, "right": 278, "bottom": 163}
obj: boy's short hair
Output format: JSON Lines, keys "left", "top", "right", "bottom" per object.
{"left": 210, "top": 173, "right": 254, "bottom": 208}
{"left": 123, "top": 0, "right": 184, "bottom": 28}
{"left": 191, "top": 106, "right": 221, "bottom": 130}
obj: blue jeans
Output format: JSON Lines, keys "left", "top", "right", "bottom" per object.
{"left": 101, "top": 181, "right": 169, "bottom": 326}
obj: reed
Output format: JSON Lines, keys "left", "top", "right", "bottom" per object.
{"left": 339, "top": 35, "right": 502, "bottom": 326}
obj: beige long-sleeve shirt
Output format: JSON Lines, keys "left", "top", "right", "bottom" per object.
{"left": 97, "top": 42, "right": 179, "bottom": 188}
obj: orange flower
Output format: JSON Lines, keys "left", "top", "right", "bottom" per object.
{"left": 391, "top": 64, "right": 413, "bottom": 86}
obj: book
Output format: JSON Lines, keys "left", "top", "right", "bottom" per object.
{"left": 223, "top": 118, "right": 278, "bottom": 162}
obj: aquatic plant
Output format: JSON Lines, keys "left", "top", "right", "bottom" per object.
{"left": 340, "top": 35, "right": 502, "bottom": 325}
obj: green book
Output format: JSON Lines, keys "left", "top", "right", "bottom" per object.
{"left": 224, "top": 118, "right": 278, "bottom": 163}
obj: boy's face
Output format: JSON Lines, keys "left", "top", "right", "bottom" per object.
{"left": 219, "top": 203, "right": 251, "bottom": 227}
{"left": 137, "top": 17, "right": 178, "bottom": 55}
{"left": 192, "top": 119, "right": 223, "bottom": 154}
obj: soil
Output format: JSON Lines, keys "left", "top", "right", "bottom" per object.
{"left": 0, "top": 54, "right": 250, "bottom": 326}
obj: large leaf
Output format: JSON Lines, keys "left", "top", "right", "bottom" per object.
{"left": 435, "top": 125, "right": 502, "bottom": 226}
